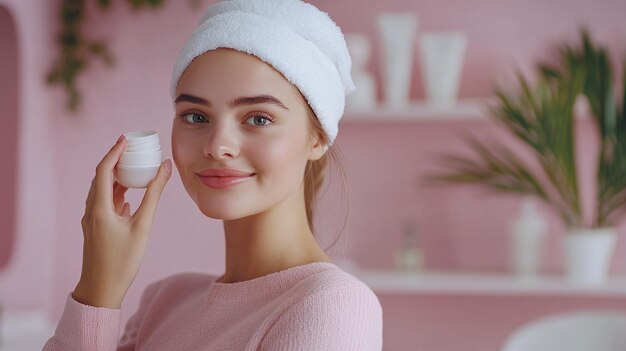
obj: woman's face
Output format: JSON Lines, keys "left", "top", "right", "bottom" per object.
{"left": 172, "top": 48, "right": 325, "bottom": 220}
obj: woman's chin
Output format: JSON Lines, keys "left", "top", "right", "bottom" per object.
{"left": 198, "top": 207, "right": 236, "bottom": 220}
{"left": 196, "top": 203, "right": 253, "bottom": 221}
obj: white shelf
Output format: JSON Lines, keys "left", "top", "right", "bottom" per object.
{"left": 342, "top": 98, "right": 495, "bottom": 122}
{"left": 0, "top": 309, "right": 55, "bottom": 350}
{"left": 352, "top": 269, "right": 626, "bottom": 297}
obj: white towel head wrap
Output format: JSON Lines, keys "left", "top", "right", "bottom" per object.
{"left": 170, "top": 0, "right": 355, "bottom": 144}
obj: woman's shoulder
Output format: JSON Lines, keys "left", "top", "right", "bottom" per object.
{"left": 305, "top": 265, "right": 371, "bottom": 290}
{"left": 294, "top": 264, "right": 381, "bottom": 309}
{"left": 262, "top": 265, "right": 383, "bottom": 348}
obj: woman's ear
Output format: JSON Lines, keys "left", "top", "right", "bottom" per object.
{"left": 308, "top": 135, "right": 328, "bottom": 161}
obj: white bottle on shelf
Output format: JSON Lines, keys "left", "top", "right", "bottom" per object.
{"left": 394, "top": 221, "right": 424, "bottom": 272}
{"left": 345, "top": 33, "right": 376, "bottom": 112}
{"left": 511, "top": 198, "right": 547, "bottom": 277}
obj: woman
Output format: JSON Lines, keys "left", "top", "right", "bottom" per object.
{"left": 44, "top": 1, "right": 382, "bottom": 350}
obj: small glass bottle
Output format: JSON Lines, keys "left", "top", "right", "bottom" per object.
{"left": 511, "top": 198, "right": 547, "bottom": 277}
{"left": 394, "top": 222, "right": 424, "bottom": 272}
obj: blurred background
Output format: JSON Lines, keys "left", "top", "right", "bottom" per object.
{"left": 2, "top": 0, "right": 626, "bottom": 350}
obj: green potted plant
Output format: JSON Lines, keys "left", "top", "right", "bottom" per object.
{"left": 46, "top": 0, "right": 203, "bottom": 112}
{"left": 432, "top": 29, "right": 626, "bottom": 284}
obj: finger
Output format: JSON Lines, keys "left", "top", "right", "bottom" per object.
{"left": 112, "top": 181, "right": 119, "bottom": 203}
{"left": 85, "top": 177, "right": 97, "bottom": 212}
{"left": 113, "top": 182, "right": 123, "bottom": 210}
{"left": 122, "top": 202, "right": 131, "bottom": 218}
{"left": 132, "top": 159, "right": 172, "bottom": 232}
{"left": 83, "top": 178, "right": 95, "bottom": 230}
{"left": 94, "top": 135, "right": 127, "bottom": 208}
{"left": 113, "top": 182, "right": 128, "bottom": 214}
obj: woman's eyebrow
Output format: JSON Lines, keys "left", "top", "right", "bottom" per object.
{"left": 175, "top": 93, "right": 290, "bottom": 110}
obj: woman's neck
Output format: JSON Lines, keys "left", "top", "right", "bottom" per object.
{"left": 219, "top": 198, "right": 331, "bottom": 284}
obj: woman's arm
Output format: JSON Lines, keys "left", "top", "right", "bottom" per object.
{"left": 43, "top": 134, "right": 170, "bottom": 350}
{"left": 42, "top": 279, "right": 162, "bottom": 351}
{"left": 41, "top": 292, "right": 123, "bottom": 351}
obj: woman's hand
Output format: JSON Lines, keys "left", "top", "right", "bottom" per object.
{"left": 72, "top": 134, "right": 172, "bottom": 309}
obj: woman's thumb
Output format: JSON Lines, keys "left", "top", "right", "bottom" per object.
{"left": 133, "top": 159, "right": 172, "bottom": 229}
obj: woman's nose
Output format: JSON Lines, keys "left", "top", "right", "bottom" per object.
{"left": 202, "top": 122, "right": 240, "bottom": 160}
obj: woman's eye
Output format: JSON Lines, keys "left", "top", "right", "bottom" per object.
{"left": 245, "top": 114, "right": 274, "bottom": 127}
{"left": 179, "top": 113, "right": 207, "bottom": 124}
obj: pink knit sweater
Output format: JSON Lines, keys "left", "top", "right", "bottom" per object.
{"left": 43, "top": 262, "right": 383, "bottom": 350}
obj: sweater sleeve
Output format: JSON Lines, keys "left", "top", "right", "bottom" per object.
{"left": 41, "top": 292, "right": 122, "bottom": 351}
{"left": 259, "top": 283, "right": 383, "bottom": 351}
{"left": 42, "top": 281, "right": 162, "bottom": 351}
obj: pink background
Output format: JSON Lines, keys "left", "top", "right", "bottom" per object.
{"left": 2, "top": 0, "right": 626, "bottom": 349}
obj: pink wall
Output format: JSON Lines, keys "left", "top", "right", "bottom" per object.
{"left": 3, "top": 0, "right": 626, "bottom": 350}
{"left": 0, "top": 5, "right": 18, "bottom": 272}
{"left": 0, "top": 0, "right": 57, "bottom": 314}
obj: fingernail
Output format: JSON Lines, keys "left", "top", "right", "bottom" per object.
{"left": 164, "top": 159, "right": 172, "bottom": 174}
{"left": 116, "top": 134, "right": 125, "bottom": 144}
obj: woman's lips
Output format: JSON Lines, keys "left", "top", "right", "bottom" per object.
{"left": 197, "top": 174, "right": 255, "bottom": 189}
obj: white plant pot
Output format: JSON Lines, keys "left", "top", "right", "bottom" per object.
{"left": 564, "top": 227, "right": 617, "bottom": 284}
{"left": 377, "top": 13, "right": 418, "bottom": 108}
{"left": 419, "top": 32, "right": 467, "bottom": 107}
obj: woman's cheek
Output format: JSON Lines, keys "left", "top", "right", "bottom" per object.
{"left": 251, "top": 136, "right": 306, "bottom": 185}
{"left": 171, "top": 131, "right": 195, "bottom": 174}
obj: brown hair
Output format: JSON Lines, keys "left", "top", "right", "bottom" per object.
{"left": 302, "top": 101, "right": 350, "bottom": 252}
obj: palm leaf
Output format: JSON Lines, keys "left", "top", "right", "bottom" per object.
{"left": 430, "top": 29, "right": 626, "bottom": 228}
